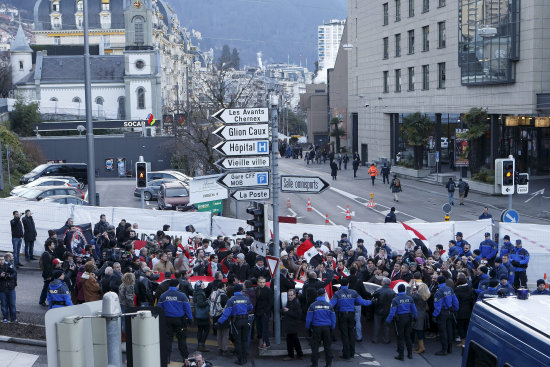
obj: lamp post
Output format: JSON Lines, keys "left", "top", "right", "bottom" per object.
{"left": 83, "top": 0, "right": 96, "bottom": 205}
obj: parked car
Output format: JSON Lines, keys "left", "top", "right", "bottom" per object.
{"left": 10, "top": 176, "right": 83, "bottom": 196}
{"left": 41, "top": 195, "right": 89, "bottom": 205}
{"left": 4, "top": 186, "right": 85, "bottom": 201}
{"left": 158, "top": 181, "right": 191, "bottom": 210}
{"left": 20, "top": 163, "right": 87, "bottom": 185}
{"left": 148, "top": 170, "right": 192, "bottom": 184}
{"left": 134, "top": 178, "right": 178, "bottom": 201}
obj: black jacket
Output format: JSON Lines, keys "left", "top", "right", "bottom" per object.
{"left": 251, "top": 265, "right": 271, "bottom": 282}
{"left": 93, "top": 220, "right": 110, "bottom": 236}
{"left": 228, "top": 263, "right": 250, "bottom": 282}
{"left": 41, "top": 249, "right": 55, "bottom": 279}
{"left": 0, "top": 263, "right": 16, "bottom": 291}
{"left": 255, "top": 286, "right": 274, "bottom": 315}
{"left": 372, "top": 285, "right": 395, "bottom": 316}
{"left": 22, "top": 215, "right": 37, "bottom": 242}
{"left": 135, "top": 273, "right": 154, "bottom": 305}
{"left": 10, "top": 218, "right": 23, "bottom": 238}
{"left": 270, "top": 274, "right": 296, "bottom": 293}
{"left": 282, "top": 297, "right": 302, "bottom": 334}
{"left": 455, "top": 283, "right": 476, "bottom": 319}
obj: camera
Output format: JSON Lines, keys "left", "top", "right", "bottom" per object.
{"left": 186, "top": 358, "right": 198, "bottom": 367}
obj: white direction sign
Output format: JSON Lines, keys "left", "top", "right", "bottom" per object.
{"left": 213, "top": 108, "right": 269, "bottom": 124}
{"left": 214, "top": 140, "right": 270, "bottom": 156}
{"left": 230, "top": 188, "right": 270, "bottom": 201}
{"left": 280, "top": 175, "right": 330, "bottom": 194}
{"left": 213, "top": 124, "right": 269, "bottom": 141}
{"left": 188, "top": 174, "right": 228, "bottom": 204}
{"left": 216, "top": 156, "right": 270, "bottom": 170}
{"left": 218, "top": 171, "right": 270, "bottom": 189}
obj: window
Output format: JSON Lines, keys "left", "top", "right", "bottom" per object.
{"left": 395, "top": 69, "right": 401, "bottom": 92}
{"left": 51, "top": 16, "right": 61, "bottom": 30}
{"left": 137, "top": 88, "right": 145, "bottom": 109}
{"left": 383, "top": 71, "right": 389, "bottom": 93}
{"left": 465, "top": 342, "right": 497, "bottom": 367}
{"left": 135, "top": 60, "right": 145, "bottom": 69}
{"left": 438, "top": 21, "right": 446, "bottom": 48}
{"left": 100, "top": 14, "right": 111, "bottom": 29}
{"left": 76, "top": 15, "right": 83, "bottom": 29}
{"left": 438, "top": 0, "right": 445, "bottom": 7}
{"left": 423, "top": 0, "right": 429, "bottom": 12}
{"left": 102, "top": 3, "right": 110, "bottom": 11}
{"left": 383, "top": 3, "right": 389, "bottom": 25}
{"left": 50, "top": 97, "right": 58, "bottom": 102}
{"left": 395, "top": 34, "right": 401, "bottom": 57}
{"left": 422, "top": 26, "right": 429, "bottom": 51}
{"left": 19, "top": 61, "right": 23, "bottom": 70}
{"left": 117, "top": 97, "right": 126, "bottom": 119}
{"left": 408, "top": 67, "right": 415, "bottom": 91}
{"left": 95, "top": 97, "right": 104, "bottom": 105}
{"left": 134, "top": 17, "right": 144, "bottom": 44}
{"left": 72, "top": 97, "right": 81, "bottom": 103}
{"left": 54, "top": 36, "right": 60, "bottom": 45}
{"left": 395, "top": 0, "right": 401, "bottom": 21}
{"left": 408, "top": 30, "right": 415, "bottom": 54}
{"left": 408, "top": 0, "right": 414, "bottom": 17}
{"left": 383, "top": 37, "right": 389, "bottom": 59}
{"left": 76, "top": 1, "right": 83, "bottom": 11}
{"left": 422, "top": 64, "right": 429, "bottom": 90}
{"left": 438, "top": 62, "right": 446, "bottom": 88}
{"left": 51, "top": 0, "right": 59, "bottom": 12}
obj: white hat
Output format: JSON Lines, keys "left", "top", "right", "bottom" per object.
{"left": 281, "top": 251, "right": 288, "bottom": 257}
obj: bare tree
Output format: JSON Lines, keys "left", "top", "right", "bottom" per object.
{"left": 0, "top": 58, "right": 12, "bottom": 98}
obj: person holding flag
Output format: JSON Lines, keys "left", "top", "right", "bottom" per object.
{"left": 330, "top": 278, "right": 372, "bottom": 360}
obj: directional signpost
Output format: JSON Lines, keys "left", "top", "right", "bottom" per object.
{"left": 230, "top": 189, "right": 270, "bottom": 201}
{"left": 501, "top": 209, "right": 520, "bottom": 223}
{"left": 213, "top": 107, "right": 269, "bottom": 124}
{"left": 215, "top": 156, "right": 270, "bottom": 170}
{"left": 213, "top": 124, "right": 269, "bottom": 140}
{"left": 280, "top": 175, "right": 330, "bottom": 194}
{"left": 217, "top": 171, "right": 270, "bottom": 189}
{"left": 213, "top": 140, "right": 270, "bottom": 156}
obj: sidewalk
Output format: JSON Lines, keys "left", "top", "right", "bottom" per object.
{"left": 0, "top": 349, "right": 38, "bottom": 367}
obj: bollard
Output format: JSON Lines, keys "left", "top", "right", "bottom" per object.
{"left": 132, "top": 311, "right": 160, "bottom": 367}
{"left": 57, "top": 316, "right": 85, "bottom": 367}
{"left": 102, "top": 292, "right": 122, "bottom": 367}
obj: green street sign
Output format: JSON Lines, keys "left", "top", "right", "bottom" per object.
{"left": 196, "top": 200, "right": 223, "bottom": 215}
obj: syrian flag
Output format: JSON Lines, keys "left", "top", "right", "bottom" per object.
{"left": 325, "top": 283, "right": 334, "bottom": 300}
{"left": 297, "top": 239, "right": 319, "bottom": 263}
{"left": 401, "top": 222, "right": 429, "bottom": 246}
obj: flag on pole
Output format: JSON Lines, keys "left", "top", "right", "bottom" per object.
{"left": 147, "top": 113, "right": 156, "bottom": 125}
{"left": 296, "top": 239, "right": 319, "bottom": 263}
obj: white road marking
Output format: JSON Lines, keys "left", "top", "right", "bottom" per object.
{"left": 525, "top": 188, "right": 545, "bottom": 203}
{"left": 309, "top": 205, "right": 336, "bottom": 226}
{"left": 360, "top": 362, "right": 381, "bottom": 366}
{"left": 360, "top": 353, "right": 373, "bottom": 358}
{"left": 288, "top": 208, "right": 297, "bottom": 217}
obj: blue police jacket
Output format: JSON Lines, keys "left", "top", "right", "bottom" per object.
{"left": 496, "top": 283, "right": 515, "bottom": 296}
{"left": 433, "top": 284, "right": 459, "bottom": 317}
{"left": 306, "top": 296, "right": 336, "bottom": 329}
{"left": 386, "top": 292, "right": 417, "bottom": 322}
{"left": 456, "top": 239, "right": 468, "bottom": 249}
{"left": 463, "top": 250, "right": 473, "bottom": 258}
{"left": 217, "top": 291, "right": 253, "bottom": 325}
{"left": 478, "top": 287, "right": 499, "bottom": 300}
{"left": 448, "top": 246, "right": 463, "bottom": 258}
{"left": 531, "top": 289, "right": 550, "bottom": 295}
{"left": 494, "top": 264, "right": 508, "bottom": 281}
{"left": 500, "top": 242, "right": 515, "bottom": 258}
{"left": 158, "top": 286, "right": 193, "bottom": 319}
{"left": 509, "top": 247, "right": 530, "bottom": 272}
{"left": 479, "top": 239, "right": 498, "bottom": 260}
{"left": 330, "top": 286, "right": 371, "bottom": 312}
{"left": 476, "top": 274, "right": 490, "bottom": 294}
{"left": 502, "top": 262, "right": 514, "bottom": 283}
{"left": 47, "top": 279, "right": 73, "bottom": 309}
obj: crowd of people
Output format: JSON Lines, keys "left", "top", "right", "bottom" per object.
{"left": 7, "top": 209, "right": 549, "bottom": 366}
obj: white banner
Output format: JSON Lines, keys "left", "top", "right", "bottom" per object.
{"left": 498, "top": 222, "right": 550, "bottom": 285}
{"left": 211, "top": 216, "right": 252, "bottom": 237}
{"left": 268, "top": 221, "right": 348, "bottom": 250}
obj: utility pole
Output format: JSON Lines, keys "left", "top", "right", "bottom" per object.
{"left": 271, "top": 91, "right": 281, "bottom": 344}
{"left": 83, "top": 0, "right": 96, "bottom": 205}
{"left": 0, "top": 138, "right": 4, "bottom": 192}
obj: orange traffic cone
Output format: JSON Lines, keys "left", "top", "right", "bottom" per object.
{"left": 367, "top": 193, "right": 376, "bottom": 208}
{"left": 307, "top": 198, "right": 312, "bottom": 211}
{"left": 286, "top": 198, "right": 291, "bottom": 208}
{"left": 325, "top": 213, "right": 330, "bottom": 224}
{"left": 545, "top": 273, "right": 548, "bottom": 289}
{"left": 345, "top": 205, "right": 352, "bottom": 220}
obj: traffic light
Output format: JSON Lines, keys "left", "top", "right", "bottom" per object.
{"left": 502, "top": 159, "right": 515, "bottom": 194}
{"left": 516, "top": 173, "right": 529, "bottom": 194}
{"left": 246, "top": 204, "right": 265, "bottom": 243}
{"left": 136, "top": 162, "right": 147, "bottom": 188}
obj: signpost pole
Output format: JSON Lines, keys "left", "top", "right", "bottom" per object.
{"left": 271, "top": 94, "right": 281, "bottom": 345}
{"left": 83, "top": 0, "right": 96, "bottom": 206}
{"left": 141, "top": 191, "right": 145, "bottom": 210}
{"left": 509, "top": 194, "right": 512, "bottom": 210}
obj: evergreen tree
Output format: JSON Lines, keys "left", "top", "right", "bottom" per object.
{"left": 231, "top": 48, "right": 240, "bottom": 70}
{"left": 217, "top": 44, "right": 232, "bottom": 70}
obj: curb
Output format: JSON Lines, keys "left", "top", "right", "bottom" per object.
{"left": 0, "top": 335, "right": 46, "bottom": 347}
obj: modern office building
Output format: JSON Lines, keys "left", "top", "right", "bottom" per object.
{"left": 318, "top": 19, "right": 345, "bottom": 70}
{"left": 347, "top": 0, "right": 550, "bottom": 174}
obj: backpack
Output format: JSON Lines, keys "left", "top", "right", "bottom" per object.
{"left": 209, "top": 289, "right": 224, "bottom": 317}
{"left": 448, "top": 182, "right": 455, "bottom": 192}
{"left": 394, "top": 178, "right": 400, "bottom": 187}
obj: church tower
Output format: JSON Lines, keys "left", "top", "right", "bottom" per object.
{"left": 10, "top": 25, "right": 33, "bottom": 85}
{"left": 123, "top": 0, "right": 162, "bottom": 122}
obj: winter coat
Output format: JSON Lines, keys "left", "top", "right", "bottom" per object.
{"left": 118, "top": 284, "right": 135, "bottom": 308}
{"left": 76, "top": 270, "right": 85, "bottom": 302}
{"left": 455, "top": 283, "right": 476, "bottom": 320}
{"left": 255, "top": 286, "right": 274, "bottom": 315}
{"left": 10, "top": 218, "right": 23, "bottom": 238}
{"left": 412, "top": 291, "right": 427, "bottom": 331}
{"left": 22, "top": 215, "right": 37, "bottom": 242}
{"left": 193, "top": 287, "right": 210, "bottom": 325}
{"left": 372, "top": 285, "right": 395, "bottom": 316}
{"left": 153, "top": 260, "right": 175, "bottom": 274}
{"left": 0, "top": 263, "right": 16, "bottom": 291}
{"left": 41, "top": 250, "right": 55, "bottom": 279}
{"left": 80, "top": 272, "right": 102, "bottom": 302}
{"left": 330, "top": 162, "right": 338, "bottom": 176}
{"left": 390, "top": 178, "right": 402, "bottom": 193}
{"left": 282, "top": 297, "right": 302, "bottom": 334}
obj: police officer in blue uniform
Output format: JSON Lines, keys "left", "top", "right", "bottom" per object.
{"left": 306, "top": 288, "right": 336, "bottom": 367}
{"left": 386, "top": 283, "right": 417, "bottom": 361}
{"left": 531, "top": 279, "right": 550, "bottom": 295}
{"left": 47, "top": 270, "right": 73, "bottom": 309}
{"left": 478, "top": 232, "right": 498, "bottom": 266}
{"left": 509, "top": 239, "right": 530, "bottom": 289}
{"left": 433, "top": 276, "right": 459, "bottom": 355}
{"left": 499, "top": 235, "right": 514, "bottom": 257}
{"left": 217, "top": 283, "right": 253, "bottom": 365}
{"left": 330, "top": 277, "right": 371, "bottom": 360}
{"left": 158, "top": 279, "right": 193, "bottom": 363}
{"left": 478, "top": 280, "right": 500, "bottom": 300}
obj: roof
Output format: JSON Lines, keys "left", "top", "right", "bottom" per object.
{"left": 39, "top": 55, "right": 125, "bottom": 83}
{"left": 34, "top": 0, "right": 126, "bottom": 30}
{"left": 10, "top": 24, "right": 32, "bottom": 53}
